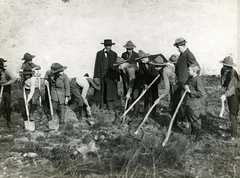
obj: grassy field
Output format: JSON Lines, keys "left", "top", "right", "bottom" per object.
{"left": 0, "top": 75, "right": 240, "bottom": 178}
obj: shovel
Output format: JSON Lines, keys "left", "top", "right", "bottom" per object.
{"left": 134, "top": 101, "right": 158, "bottom": 135}
{"left": 23, "top": 86, "right": 35, "bottom": 131}
{"left": 121, "top": 74, "right": 160, "bottom": 119}
{"left": 46, "top": 83, "right": 59, "bottom": 130}
{"left": 162, "top": 90, "right": 187, "bottom": 147}
{"left": 122, "top": 97, "right": 129, "bottom": 123}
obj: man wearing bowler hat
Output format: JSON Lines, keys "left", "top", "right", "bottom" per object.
{"left": 120, "top": 41, "right": 139, "bottom": 96}
{"left": 172, "top": 37, "right": 199, "bottom": 129}
{"left": 93, "top": 39, "right": 119, "bottom": 111}
{"left": 0, "top": 60, "right": 17, "bottom": 128}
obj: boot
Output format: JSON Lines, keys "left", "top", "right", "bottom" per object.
{"left": 107, "top": 100, "right": 114, "bottom": 111}
{"left": 29, "top": 104, "right": 37, "bottom": 121}
{"left": 59, "top": 108, "right": 65, "bottom": 124}
{"left": 5, "top": 108, "right": 11, "bottom": 129}
{"left": 78, "top": 106, "right": 83, "bottom": 122}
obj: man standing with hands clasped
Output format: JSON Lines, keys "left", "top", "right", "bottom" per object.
{"left": 93, "top": 39, "right": 119, "bottom": 111}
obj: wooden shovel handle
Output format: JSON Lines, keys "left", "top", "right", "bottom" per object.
{"left": 134, "top": 102, "right": 158, "bottom": 135}
{"left": 0, "top": 86, "right": 4, "bottom": 104}
{"left": 219, "top": 99, "right": 225, "bottom": 118}
{"left": 121, "top": 74, "right": 160, "bottom": 119}
{"left": 23, "top": 86, "right": 30, "bottom": 122}
{"left": 46, "top": 83, "right": 54, "bottom": 116}
{"left": 162, "top": 90, "right": 187, "bottom": 147}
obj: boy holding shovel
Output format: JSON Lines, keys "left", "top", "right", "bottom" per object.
{"left": 220, "top": 56, "right": 240, "bottom": 141}
{"left": 21, "top": 65, "right": 41, "bottom": 130}
{"left": 44, "top": 63, "right": 70, "bottom": 127}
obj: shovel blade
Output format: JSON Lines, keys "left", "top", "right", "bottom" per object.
{"left": 24, "top": 121, "right": 35, "bottom": 131}
{"left": 48, "top": 115, "right": 59, "bottom": 130}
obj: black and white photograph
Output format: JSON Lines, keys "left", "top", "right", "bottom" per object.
{"left": 0, "top": 0, "right": 239, "bottom": 177}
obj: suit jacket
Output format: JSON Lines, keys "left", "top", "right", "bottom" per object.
{"left": 121, "top": 51, "right": 138, "bottom": 65}
{"left": 175, "top": 48, "right": 198, "bottom": 85}
{"left": 183, "top": 76, "right": 206, "bottom": 108}
{"left": 93, "top": 49, "right": 119, "bottom": 104}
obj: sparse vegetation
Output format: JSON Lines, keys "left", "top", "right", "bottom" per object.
{"left": 1, "top": 76, "right": 240, "bottom": 177}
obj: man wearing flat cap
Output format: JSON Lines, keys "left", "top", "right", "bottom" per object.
{"left": 93, "top": 39, "right": 119, "bottom": 111}
{"left": 172, "top": 37, "right": 199, "bottom": 129}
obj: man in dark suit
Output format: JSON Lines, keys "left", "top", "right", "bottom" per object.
{"left": 172, "top": 37, "right": 199, "bottom": 129}
{"left": 93, "top": 39, "right": 119, "bottom": 111}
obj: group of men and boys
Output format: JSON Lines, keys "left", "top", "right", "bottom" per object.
{"left": 0, "top": 37, "right": 239, "bottom": 141}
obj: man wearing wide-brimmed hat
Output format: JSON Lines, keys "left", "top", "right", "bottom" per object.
{"left": 69, "top": 75, "right": 101, "bottom": 123}
{"left": 0, "top": 61, "right": 17, "bottom": 128}
{"left": 119, "top": 41, "right": 139, "bottom": 96}
{"left": 172, "top": 37, "right": 199, "bottom": 129}
{"left": 21, "top": 53, "right": 41, "bottom": 70}
{"left": 44, "top": 63, "right": 70, "bottom": 124}
{"left": 220, "top": 56, "right": 240, "bottom": 141}
{"left": 93, "top": 39, "right": 119, "bottom": 111}
{"left": 127, "top": 50, "right": 161, "bottom": 122}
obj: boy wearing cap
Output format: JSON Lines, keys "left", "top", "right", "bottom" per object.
{"left": 21, "top": 53, "right": 41, "bottom": 70}
{"left": 172, "top": 37, "right": 199, "bottom": 129}
{"left": 121, "top": 41, "right": 139, "bottom": 96}
{"left": 220, "top": 56, "right": 240, "bottom": 141}
{"left": 93, "top": 39, "right": 119, "bottom": 111}
{"left": 69, "top": 76, "right": 101, "bottom": 122}
{"left": 183, "top": 64, "right": 206, "bottom": 140}
{"left": 0, "top": 61, "right": 17, "bottom": 128}
{"left": 44, "top": 63, "right": 70, "bottom": 124}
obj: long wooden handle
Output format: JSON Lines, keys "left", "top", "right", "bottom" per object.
{"left": 134, "top": 102, "right": 158, "bottom": 135}
{"left": 162, "top": 90, "right": 187, "bottom": 147}
{"left": 23, "top": 86, "right": 30, "bottom": 122}
{"left": 38, "top": 77, "right": 41, "bottom": 106}
{"left": 0, "top": 86, "right": 4, "bottom": 104}
{"left": 219, "top": 99, "right": 225, "bottom": 118}
{"left": 122, "top": 97, "right": 129, "bottom": 123}
{"left": 46, "top": 83, "right": 53, "bottom": 116}
{"left": 120, "top": 74, "right": 160, "bottom": 119}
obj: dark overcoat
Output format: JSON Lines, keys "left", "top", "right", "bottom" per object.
{"left": 93, "top": 49, "right": 119, "bottom": 104}
{"left": 175, "top": 48, "right": 198, "bottom": 85}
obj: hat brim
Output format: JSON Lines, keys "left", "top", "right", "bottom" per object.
{"left": 123, "top": 45, "right": 136, "bottom": 48}
{"left": 173, "top": 41, "right": 187, "bottom": 47}
{"left": 149, "top": 61, "right": 167, "bottom": 66}
{"left": 219, "top": 61, "right": 237, "bottom": 67}
{"left": 113, "top": 59, "right": 128, "bottom": 67}
{"left": 135, "top": 54, "right": 150, "bottom": 60}
{"left": 169, "top": 59, "right": 178, "bottom": 64}
{"left": 21, "top": 55, "right": 35, "bottom": 60}
{"left": 19, "top": 71, "right": 34, "bottom": 74}
{"left": 101, "top": 43, "right": 115, "bottom": 45}
{"left": 51, "top": 66, "right": 67, "bottom": 73}
{"left": 86, "top": 78, "right": 101, "bottom": 90}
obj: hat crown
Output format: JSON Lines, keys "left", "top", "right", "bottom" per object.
{"left": 153, "top": 56, "right": 164, "bottom": 64}
{"left": 116, "top": 57, "right": 125, "bottom": 63}
{"left": 223, "top": 56, "right": 233, "bottom": 64}
{"left": 51, "top": 63, "right": 63, "bottom": 70}
{"left": 169, "top": 54, "right": 179, "bottom": 63}
{"left": 102, "top": 39, "right": 115, "bottom": 46}
{"left": 174, "top": 37, "right": 187, "bottom": 46}
{"left": 123, "top": 40, "right": 136, "bottom": 48}
{"left": 0, "top": 58, "right": 7, "bottom": 63}
{"left": 138, "top": 50, "right": 149, "bottom": 58}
